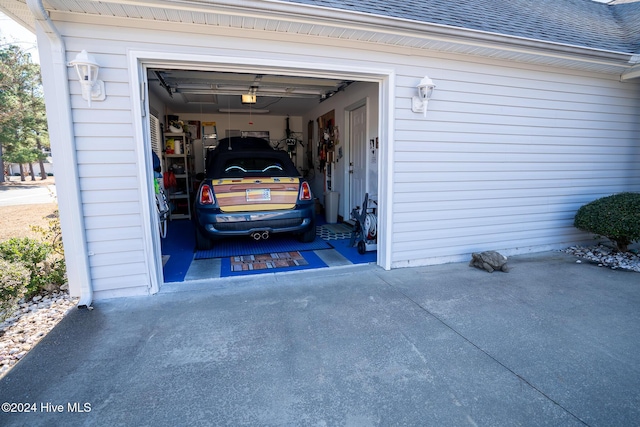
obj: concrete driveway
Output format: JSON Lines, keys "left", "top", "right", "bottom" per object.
{"left": 1, "top": 251, "right": 639, "bottom": 426}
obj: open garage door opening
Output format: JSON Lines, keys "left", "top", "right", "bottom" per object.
{"left": 145, "top": 67, "right": 381, "bottom": 285}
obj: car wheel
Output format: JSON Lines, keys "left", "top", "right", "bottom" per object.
{"left": 298, "top": 217, "right": 316, "bottom": 243}
{"left": 195, "top": 227, "right": 213, "bottom": 250}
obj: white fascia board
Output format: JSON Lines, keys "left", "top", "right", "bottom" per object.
{"left": 621, "top": 65, "right": 640, "bottom": 80}
{"left": 621, "top": 56, "right": 640, "bottom": 80}
{"left": 89, "top": 0, "right": 636, "bottom": 70}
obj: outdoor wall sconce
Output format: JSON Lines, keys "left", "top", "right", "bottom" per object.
{"left": 411, "top": 76, "right": 436, "bottom": 117}
{"left": 68, "top": 50, "right": 105, "bottom": 107}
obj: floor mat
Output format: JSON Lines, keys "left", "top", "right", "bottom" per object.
{"left": 329, "top": 238, "right": 377, "bottom": 264}
{"left": 221, "top": 250, "right": 327, "bottom": 277}
{"left": 230, "top": 251, "right": 307, "bottom": 272}
{"left": 195, "top": 235, "right": 331, "bottom": 259}
{"left": 318, "top": 225, "right": 353, "bottom": 240}
{"left": 323, "top": 223, "right": 353, "bottom": 234}
{"left": 162, "top": 220, "right": 195, "bottom": 283}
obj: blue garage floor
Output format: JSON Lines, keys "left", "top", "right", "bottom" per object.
{"left": 160, "top": 216, "right": 376, "bottom": 283}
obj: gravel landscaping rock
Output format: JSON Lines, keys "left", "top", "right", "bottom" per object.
{"left": 562, "top": 244, "right": 640, "bottom": 272}
{"left": 0, "top": 291, "right": 77, "bottom": 379}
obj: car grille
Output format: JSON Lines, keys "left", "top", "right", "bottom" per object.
{"left": 214, "top": 218, "right": 304, "bottom": 232}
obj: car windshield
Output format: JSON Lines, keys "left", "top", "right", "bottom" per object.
{"left": 221, "top": 157, "right": 288, "bottom": 178}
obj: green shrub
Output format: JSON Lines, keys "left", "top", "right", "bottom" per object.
{"left": 574, "top": 192, "right": 640, "bottom": 252}
{"left": 0, "top": 237, "right": 66, "bottom": 297}
{"left": 31, "top": 210, "right": 64, "bottom": 256}
{"left": 0, "top": 259, "right": 29, "bottom": 321}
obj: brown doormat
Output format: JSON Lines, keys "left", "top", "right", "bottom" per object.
{"left": 230, "top": 251, "right": 308, "bottom": 272}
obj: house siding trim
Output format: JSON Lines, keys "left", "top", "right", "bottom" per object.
{"left": 127, "top": 55, "right": 160, "bottom": 295}
{"left": 29, "top": 2, "right": 93, "bottom": 306}
{"left": 379, "top": 74, "right": 395, "bottom": 270}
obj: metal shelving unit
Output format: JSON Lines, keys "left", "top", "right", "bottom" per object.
{"left": 163, "top": 132, "right": 192, "bottom": 220}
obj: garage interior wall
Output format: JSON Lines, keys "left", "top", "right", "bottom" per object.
{"left": 301, "top": 82, "right": 380, "bottom": 219}
{"left": 49, "top": 15, "right": 640, "bottom": 299}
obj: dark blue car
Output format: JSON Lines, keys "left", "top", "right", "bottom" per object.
{"left": 193, "top": 137, "right": 316, "bottom": 250}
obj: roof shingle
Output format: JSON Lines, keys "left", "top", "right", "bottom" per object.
{"left": 279, "top": 0, "right": 640, "bottom": 54}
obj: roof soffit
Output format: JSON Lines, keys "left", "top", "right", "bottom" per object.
{"left": 7, "top": 0, "right": 639, "bottom": 76}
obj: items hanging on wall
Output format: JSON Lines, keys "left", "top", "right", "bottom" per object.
{"left": 316, "top": 110, "right": 335, "bottom": 172}
{"left": 316, "top": 110, "right": 341, "bottom": 192}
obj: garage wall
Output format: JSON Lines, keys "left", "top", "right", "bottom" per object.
{"left": 302, "top": 82, "right": 379, "bottom": 218}
{"left": 160, "top": 113, "right": 305, "bottom": 174}
{"left": 48, "top": 14, "right": 639, "bottom": 298}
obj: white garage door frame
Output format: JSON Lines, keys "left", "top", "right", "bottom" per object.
{"left": 128, "top": 50, "right": 395, "bottom": 294}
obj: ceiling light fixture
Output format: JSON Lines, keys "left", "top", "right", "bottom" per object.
{"left": 241, "top": 94, "right": 257, "bottom": 104}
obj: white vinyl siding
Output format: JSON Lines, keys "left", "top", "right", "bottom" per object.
{"left": 63, "top": 34, "right": 146, "bottom": 298}
{"left": 49, "top": 15, "right": 639, "bottom": 297}
{"left": 392, "top": 58, "right": 640, "bottom": 266}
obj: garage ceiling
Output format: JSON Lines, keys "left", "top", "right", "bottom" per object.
{"left": 147, "top": 70, "right": 353, "bottom": 116}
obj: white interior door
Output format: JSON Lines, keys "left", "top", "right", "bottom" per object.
{"left": 349, "top": 105, "right": 367, "bottom": 213}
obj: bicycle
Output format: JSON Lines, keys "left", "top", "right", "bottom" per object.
{"left": 155, "top": 178, "right": 169, "bottom": 238}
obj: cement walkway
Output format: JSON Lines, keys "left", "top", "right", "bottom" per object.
{"left": 1, "top": 251, "right": 639, "bottom": 426}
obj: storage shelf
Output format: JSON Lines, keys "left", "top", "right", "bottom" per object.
{"left": 164, "top": 133, "right": 192, "bottom": 220}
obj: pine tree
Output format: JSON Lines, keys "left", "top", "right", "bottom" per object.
{"left": 0, "top": 42, "right": 49, "bottom": 182}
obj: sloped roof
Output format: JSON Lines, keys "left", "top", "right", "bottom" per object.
{"left": 2, "top": 0, "right": 639, "bottom": 54}
{"left": 1, "top": 0, "right": 638, "bottom": 77}
{"left": 279, "top": 0, "right": 640, "bottom": 54}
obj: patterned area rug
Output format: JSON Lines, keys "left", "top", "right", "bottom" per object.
{"left": 230, "top": 251, "right": 308, "bottom": 271}
{"left": 318, "top": 224, "right": 353, "bottom": 240}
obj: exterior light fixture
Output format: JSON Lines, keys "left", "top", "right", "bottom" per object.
{"left": 411, "top": 76, "right": 436, "bottom": 117}
{"left": 68, "top": 50, "right": 105, "bottom": 107}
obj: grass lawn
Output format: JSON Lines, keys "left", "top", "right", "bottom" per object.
{"left": 0, "top": 176, "right": 57, "bottom": 241}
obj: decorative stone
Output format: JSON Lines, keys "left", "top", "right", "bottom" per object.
{"left": 0, "top": 291, "right": 78, "bottom": 379}
{"left": 562, "top": 244, "right": 640, "bottom": 272}
{"left": 470, "top": 251, "right": 509, "bottom": 273}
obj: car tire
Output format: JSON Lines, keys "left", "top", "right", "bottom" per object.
{"left": 195, "top": 227, "right": 213, "bottom": 250}
{"left": 298, "top": 217, "right": 316, "bottom": 243}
